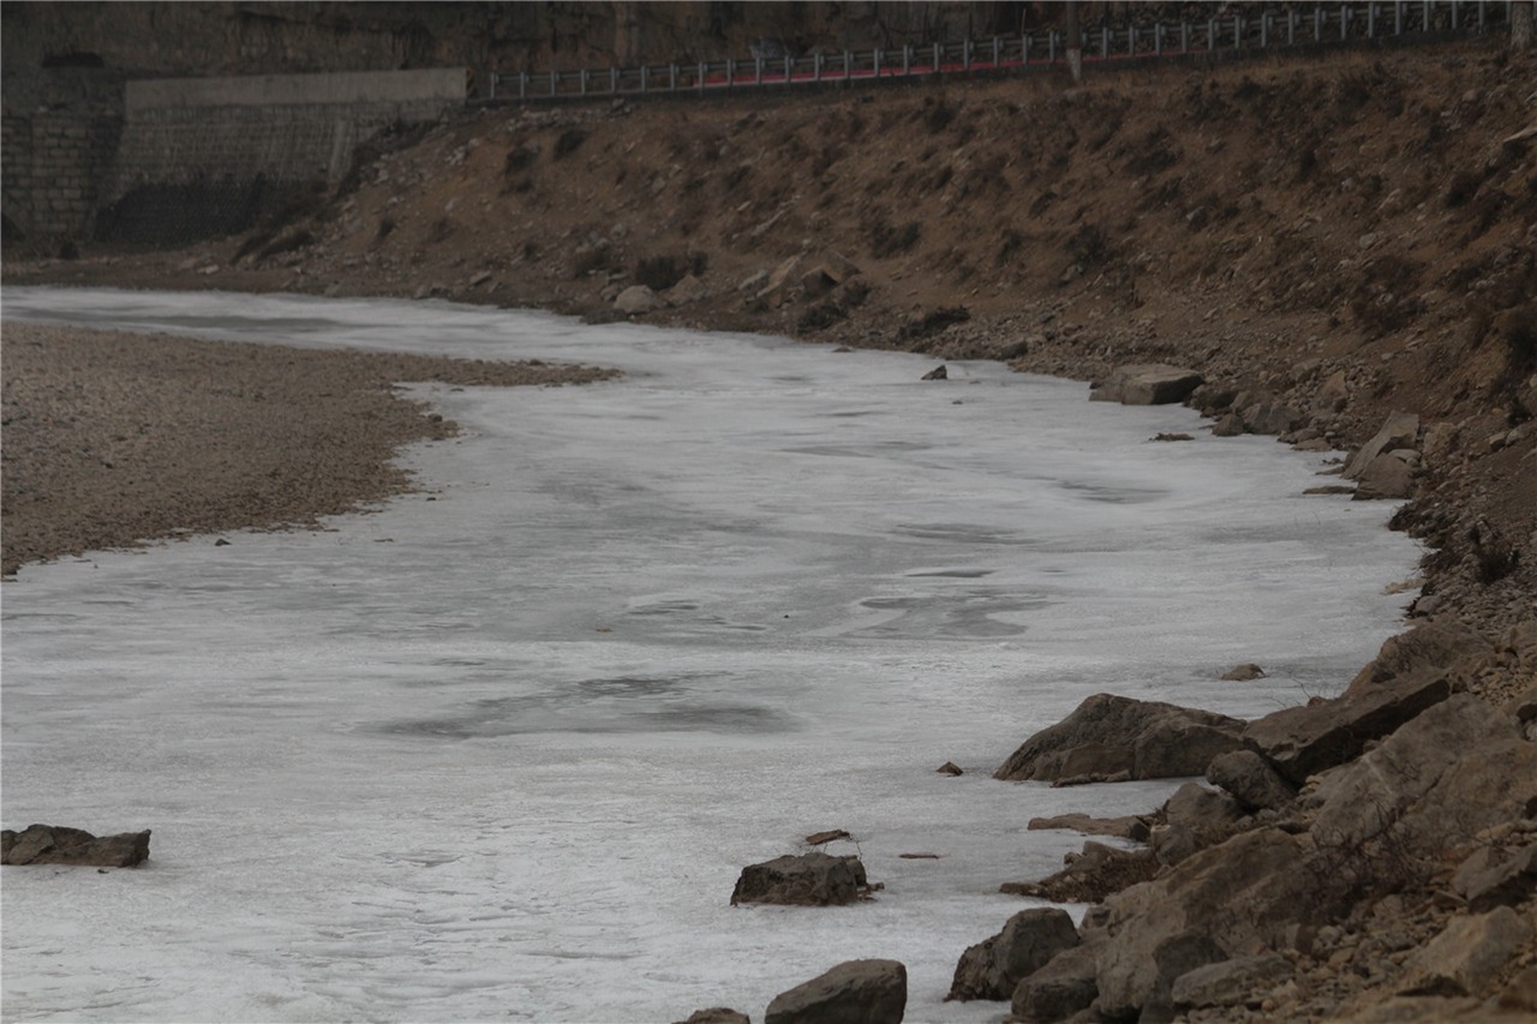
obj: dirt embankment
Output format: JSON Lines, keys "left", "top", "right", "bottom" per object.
{"left": 4, "top": 35, "right": 1535, "bottom": 1024}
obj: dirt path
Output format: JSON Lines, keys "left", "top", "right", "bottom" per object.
{"left": 0, "top": 321, "right": 616, "bottom": 576}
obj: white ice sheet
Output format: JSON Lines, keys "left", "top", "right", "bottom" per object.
{"left": 1, "top": 289, "right": 1419, "bottom": 1022}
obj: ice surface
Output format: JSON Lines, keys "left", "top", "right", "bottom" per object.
{"left": 1, "top": 288, "right": 1420, "bottom": 1022}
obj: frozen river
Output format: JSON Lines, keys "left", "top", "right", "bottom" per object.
{"left": 1, "top": 288, "right": 1418, "bottom": 1022}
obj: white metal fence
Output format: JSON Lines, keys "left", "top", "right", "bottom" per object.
{"left": 486, "top": 0, "right": 1521, "bottom": 102}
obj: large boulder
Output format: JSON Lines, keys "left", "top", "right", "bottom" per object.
{"left": 1305, "top": 694, "right": 1537, "bottom": 860}
{"left": 1002, "top": 841, "right": 1159, "bottom": 904}
{"left": 1089, "top": 364, "right": 1204, "bottom": 406}
{"left": 764, "top": 959, "right": 906, "bottom": 1024}
{"left": 1171, "top": 952, "right": 1294, "bottom": 1010}
{"left": 672, "top": 1010, "right": 750, "bottom": 1024}
{"left": 946, "top": 907, "right": 1080, "bottom": 1002}
{"left": 1397, "top": 907, "right": 1533, "bottom": 998}
{"left": 1352, "top": 454, "right": 1414, "bottom": 500}
{"left": 1241, "top": 671, "right": 1452, "bottom": 786}
{"left": 1092, "top": 828, "right": 1321, "bottom": 1019}
{"left": 1010, "top": 944, "right": 1100, "bottom": 1023}
{"left": 1, "top": 824, "right": 151, "bottom": 867}
{"left": 614, "top": 284, "right": 662, "bottom": 315}
{"left": 994, "top": 694, "right": 1245, "bottom": 784}
{"left": 731, "top": 852, "right": 869, "bottom": 907}
{"left": 1345, "top": 621, "right": 1491, "bottom": 693}
{"left": 1343, "top": 410, "right": 1419, "bottom": 480}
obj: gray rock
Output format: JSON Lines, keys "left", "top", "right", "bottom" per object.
{"left": 1000, "top": 841, "right": 1159, "bottom": 904}
{"left": 1313, "top": 370, "right": 1351, "bottom": 414}
{"left": 1239, "top": 400, "right": 1306, "bottom": 436}
{"left": 1352, "top": 454, "right": 1414, "bottom": 500}
{"left": 1150, "top": 822, "right": 1200, "bottom": 867}
{"left": 1171, "top": 953, "right": 1294, "bottom": 1009}
{"left": 947, "top": 907, "right": 1080, "bottom": 1002}
{"left": 731, "top": 852, "right": 869, "bottom": 907}
{"left": 1137, "top": 931, "right": 1229, "bottom": 1023}
{"left": 1089, "top": 364, "right": 1204, "bottom": 406}
{"left": 1210, "top": 412, "right": 1245, "bottom": 437}
{"left": 1, "top": 824, "right": 151, "bottom": 867}
{"left": 1206, "top": 750, "right": 1297, "bottom": 812}
{"left": 994, "top": 694, "right": 1245, "bottom": 784}
{"left": 764, "top": 958, "right": 906, "bottom": 1024}
{"left": 921, "top": 364, "right": 948, "bottom": 381}
{"left": 614, "top": 284, "right": 661, "bottom": 314}
{"left": 1343, "top": 410, "right": 1419, "bottom": 480}
{"left": 1397, "top": 906, "right": 1532, "bottom": 997}
{"left": 1220, "top": 663, "right": 1267, "bottom": 681}
{"left": 1010, "top": 944, "right": 1099, "bottom": 1022}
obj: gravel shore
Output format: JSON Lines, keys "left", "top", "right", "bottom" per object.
{"left": 0, "top": 321, "right": 616, "bottom": 576}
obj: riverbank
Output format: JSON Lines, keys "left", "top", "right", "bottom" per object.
{"left": 3, "top": 35, "right": 1534, "bottom": 1023}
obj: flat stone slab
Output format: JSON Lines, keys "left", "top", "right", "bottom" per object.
{"left": 1090, "top": 364, "right": 1204, "bottom": 406}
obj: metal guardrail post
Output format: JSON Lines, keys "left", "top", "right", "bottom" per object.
{"left": 814, "top": 52, "right": 822, "bottom": 81}
{"left": 726, "top": 58, "right": 734, "bottom": 87}
{"left": 550, "top": 69, "right": 558, "bottom": 96}
{"left": 1181, "top": 20, "right": 1190, "bottom": 52}
{"left": 1209, "top": 18, "right": 1218, "bottom": 50}
{"left": 1234, "top": 13, "right": 1243, "bottom": 47}
{"left": 845, "top": 50, "right": 852, "bottom": 80}
{"left": 520, "top": 72, "right": 528, "bottom": 100}
{"left": 1477, "top": 0, "right": 1486, "bottom": 29}
{"left": 993, "top": 36, "right": 1001, "bottom": 67}
{"left": 1024, "top": 34, "right": 1032, "bottom": 63}
{"left": 1129, "top": 24, "right": 1137, "bottom": 55}
{"left": 698, "top": 61, "right": 706, "bottom": 92}
{"left": 873, "top": 49, "right": 881, "bottom": 77}
{"left": 669, "top": 64, "right": 676, "bottom": 91}
{"left": 1262, "top": 12, "right": 1270, "bottom": 45}
{"left": 902, "top": 45, "right": 910, "bottom": 74}
{"left": 755, "top": 57, "right": 763, "bottom": 85}
{"left": 611, "top": 67, "right": 619, "bottom": 93}
{"left": 932, "top": 41, "right": 941, "bottom": 70}
{"left": 1101, "top": 25, "right": 1110, "bottom": 57}
{"left": 1369, "top": 3, "right": 1377, "bottom": 36}
{"left": 1395, "top": 1, "right": 1404, "bottom": 34}
{"left": 1342, "top": 5, "right": 1351, "bottom": 40}
{"left": 1049, "top": 29, "right": 1056, "bottom": 61}
{"left": 579, "top": 69, "right": 587, "bottom": 95}
{"left": 1155, "top": 23, "right": 1163, "bottom": 55}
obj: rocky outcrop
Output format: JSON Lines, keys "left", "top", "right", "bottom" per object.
{"left": 1, "top": 824, "right": 151, "bottom": 867}
{"left": 946, "top": 907, "right": 1079, "bottom": 1002}
{"left": 1089, "top": 364, "right": 1204, "bottom": 405}
{"left": 763, "top": 959, "right": 906, "bottom": 1024}
{"left": 730, "top": 852, "right": 871, "bottom": 907}
{"left": 994, "top": 693, "right": 1245, "bottom": 784}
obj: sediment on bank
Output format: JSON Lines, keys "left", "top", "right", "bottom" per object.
{"left": 0, "top": 321, "right": 617, "bottom": 576}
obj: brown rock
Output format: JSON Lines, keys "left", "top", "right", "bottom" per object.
{"left": 1343, "top": 411, "right": 1419, "bottom": 480}
{"left": 1397, "top": 906, "right": 1533, "bottom": 997}
{"left": 994, "top": 693, "right": 1244, "bottom": 784}
{"left": 1220, "top": 663, "right": 1267, "bottom": 681}
{"left": 1171, "top": 952, "right": 1294, "bottom": 1009}
{"left": 946, "top": 907, "right": 1080, "bottom": 1002}
{"left": 731, "top": 852, "right": 869, "bottom": 907}
{"left": 1090, "top": 364, "right": 1204, "bottom": 406}
{"left": 764, "top": 959, "right": 906, "bottom": 1024}
{"left": 673, "top": 1009, "right": 751, "bottom": 1024}
{"left": 1352, "top": 454, "right": 1414, "bottom": 500}
{"left": 936, "top": 761, "right": 963, "bottom": 776}
{"left": 1027, "top": 813, "right": 1151, "bottom": 842}
{"left": 1, "top": 824, "right": 151, "bottom": 867}
{"left": 921, "top": 364, "right": 948, "bottom": 380}
{"left": 1010, "top": 944, "right": 1100, "bottom": 1022}
{"left": 1001, "top": 841, "right": 1159, "bottom": 904}
{"left": 1206, "top": 750, "right": 1297, "bottom": 812}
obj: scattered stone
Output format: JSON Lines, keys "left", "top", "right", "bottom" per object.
{"left": 731, "top": 852, "right": 870, "bottom": 907}
{"left": 1210, "top": 412, "right": 1246, "bottom": 437}
{"left": 804, "top": 829, "right": 851, "bottom": 846}
{"left": 898, "top": 852, "right": 940, "bottom": 859}
{"left": 1164, "top": 783, "right": 1244, "bottom": 834}
{"left": 1027, "top": 812, "right": 1151, "bottom": 842}
{"left": 1221, "top": 663, "right": 1267, "bottom": 681}
{"left": 1010, "top": 944, "right": 1100, "bottom": 1023}
{"left": 994, "top": 693, "right": 1244, "bottom": 784}
{"left": 1206, "top": 750, "right": 1297, "bottom": 812}
{"left": 764, "top": 958, "right": 906, "bottom": 1024}
{"left": 754, "top": 254, "right": 803, "bottom": 307}
{"left": 1152, "top": 432, "right": 1194, "bottom": 442}
{"left": 1089, "top": 364, "right": 1205, "bottom": 406}
{"left": 1, "top": 824, "right": 151, "bottom": 867}
{"left": 1171, "top": 952, "right": 1294, "bottom": 1009}
{"left": 1397, "top": 906, "right": 1532, "bottom": 997}
{"left": 921, "top": 364, "right": 948, "bottom": 380}
{"left": 947, "top": 907, "right": 1080, "bottom": 1001}
{"left": 614, "top": 284, "right": 662, "bottom": 315}
{"left": 936, "top": 761, "right": 963, "bottom": 775}
{"left": 1304, "top": 484, "right": 1357, "bottom": 495}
